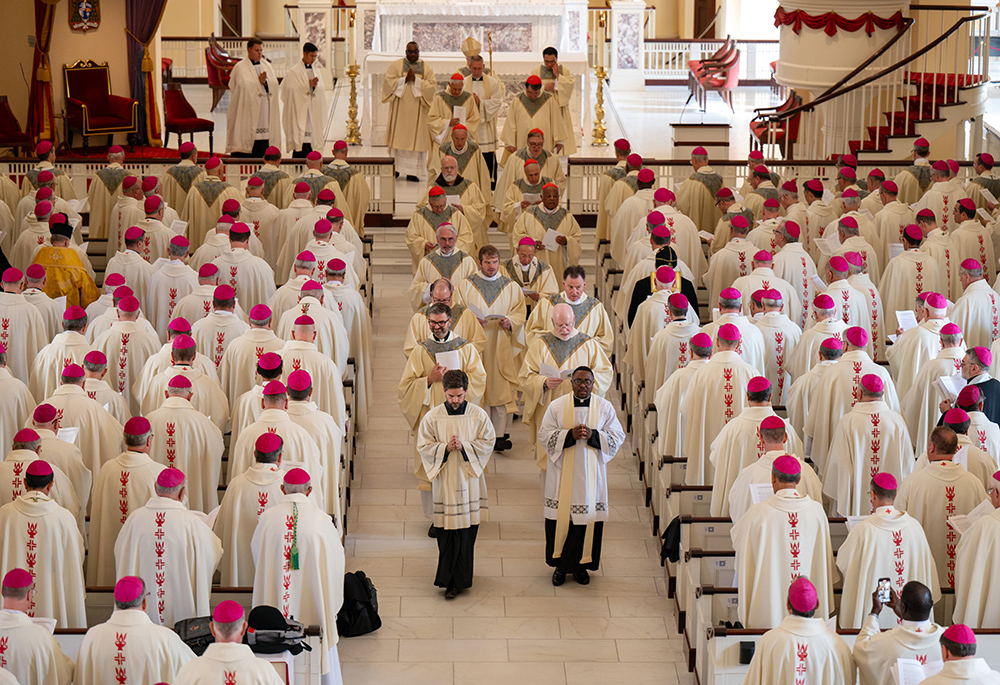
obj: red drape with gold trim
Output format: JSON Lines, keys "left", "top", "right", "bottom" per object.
{"left": 126, "top": 0, "right": 169, "bottom": 146}
{"left": 774, "top": 7, "right": 906, "bottom": 37}
{"left": 26, "top": 0, "right": 58, "bottom": 145}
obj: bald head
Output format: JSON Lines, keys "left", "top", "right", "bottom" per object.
{"left": 440, "top": 156, "right": 459, "bottom": 183}
{"left": 551, "top": 302, "right": 574, "bottom": 340}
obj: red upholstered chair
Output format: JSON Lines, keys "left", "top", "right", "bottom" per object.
{"left": 63, "top": 59, "right": 138, "bottom": 151}
{"left": 698, "top": 50, "right": 741, "bottom": 112}
{"left": 0, "top": 96, "right": 32, "bottom": 155}
{"left": 164, "top": 83, "right": 214, "bottom": 154}
{"left": 205, "top": 48, "right": 237, "bottom": 112}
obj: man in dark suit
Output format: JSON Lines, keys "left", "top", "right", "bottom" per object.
{"left": 939, "top": 346, "right": 1000, "bottom": 427}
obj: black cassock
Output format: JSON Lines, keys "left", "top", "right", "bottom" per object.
{"left": 626, "top": 245, "right": 700, "bottom": 327}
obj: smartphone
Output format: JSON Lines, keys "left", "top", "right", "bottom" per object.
{"left": 877, "top": 577, "right": 891, "bottom": 603}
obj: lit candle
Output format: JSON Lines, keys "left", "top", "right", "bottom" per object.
{"left": 350, "top": 9, "right": 357, "bottom": 66}
{"left": 597, "top": 12, "right": 605, "bottom": 69}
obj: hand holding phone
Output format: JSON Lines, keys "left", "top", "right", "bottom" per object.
{"left": 877, "top": 578, "right": 891, "bottom": 604}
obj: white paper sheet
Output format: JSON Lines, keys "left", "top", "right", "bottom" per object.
{"left": 979, "top": 186, "right": 998, "bottom": 205}
{"left": 698, "top": 230, "right": 716, "bottom": 242}
{"left": 452, "top": 105, "right": 467, "bottom": 126}
{"left": 541, "top": 229, "right": 561, "bottom": 252}
{"left": 69, "top": 217, "right": 81, "bottom": 229}
{"left": 170, "top": 220, "right": 189, "bottom": 236}
{"left": 860, "top": 209, "right": 875, "bottom": 221}
{"left": 895, "top": 310, "right": 918, "bottom": 332}
{"left": 823, "top": 189, "right": 834, "bottom": 204}
{"left": 65, "top": 199, "right": 83, "bottom": 213}
{"left": 435, "top": 350, "right": 461, "bottom": 371}
{"left": 933, "top": 373, "right": 967, "bottom": 403}
{"left": 909, "top": 202, "right": 920, "bottom": 212}
{"left": 393, "top": 77, "right": 406, "bottom": 97}
{"left": 711, "top": 308, "right": 720, "bottom": 322}
{"left": 54, "top": 295, "right": 67, "bottom": 311}
{"left": 953, "top": 445, "right": 969, "bottom": 469}
{"left": 749, "top": 482, "right": 774, "bottom": 505}
{"left": 521, "top": 287, "right": 537, "bottom": 296}
{"left": 978, "top": 208, "right": 993, "bottom": 223}
{"left": 539, "top": 362, "right": 573, "bottom": 380}
{"left": 446, "top": 194, "right": 461, "bottom": 207}
{"left": 56, "top": 427, "right": 80, "bottom": 444}
{"left": 523, "top": 193, "right": 542, "bottom": 205}
{"left": 816, "top": 236, "right": 841, "bottom": 257}
{"left": 888, "top": 243, "right": 904, "bottom": 260}
{"left": 845, "top": 515, "right": 868, "bottom": 532}
{"left": 894, "top": 658, "right": 944, "bottom": 685}
{"left": 811, "top": 274, "right": 827, "bottom": 292}
{"left": 80, "top": 242, "right": 89, "bottom": 253}
{"left": 467, "top": 301, "right": 504, "bottom": 322}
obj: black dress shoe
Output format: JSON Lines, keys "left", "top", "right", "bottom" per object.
{"left": 552, "top": 570, "right": 566, "bottom": 586}
{"left": 394, "top": 171, "right": 400, "bottom": 178}
{"left": 573, "top": 570, "right": 590, "bottom": 585}
{"left": 444, "top": 586, "right": 458, "bottom": 599}
{"left": 427, "top": 524, "right": 438, "bottom": 538}
{"left": 406, "top": 174, "right": 420, "bottom": 182}
{"left": 499, "top": 434, "right": 513, "bottom": 450}
{"left": 494, "top": 437, "right": 507, "bottom": 452}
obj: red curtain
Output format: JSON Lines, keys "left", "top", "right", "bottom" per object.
{"left": 774, "top": 7, "right": 906, "bottom": 37}
{"left": 126, "top": 0, "right": 169, "bottom": 146}
{"left": 26, "top": 0, "right": 58, "bottom": 146}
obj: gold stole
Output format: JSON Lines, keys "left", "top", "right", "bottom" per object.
{"left": 554, "top": 397, "right": 600, "bottom": 563}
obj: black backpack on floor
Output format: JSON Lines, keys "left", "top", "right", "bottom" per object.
{"left": 336, "top": 571, "right": 381, "bottom": 637}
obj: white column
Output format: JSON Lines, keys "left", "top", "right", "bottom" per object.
{"left": 609, "top": 0, "right": 645, "bottom": 92}
{"left": 298, "top": 0, "right": 335, "bottom": 87}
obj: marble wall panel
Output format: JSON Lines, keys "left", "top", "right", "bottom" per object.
{"left": 364, "top": 9, "right": 376, "bottom": 50}
{"left": 303, "top": 12, "right": 328, "bottom": 68}
{"left": 616, "top": 13, "right": 639, "bottom": 69}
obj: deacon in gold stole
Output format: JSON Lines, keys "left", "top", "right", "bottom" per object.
{"left": 537, "top": 366, "right": 624, "bottom": 586}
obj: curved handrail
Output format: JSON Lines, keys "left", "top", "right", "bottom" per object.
{"left": 760, "top": 11, "right": 988, "bottom": 123}
{"left": 753, "top": 16, "right": 914, "bottom": 119}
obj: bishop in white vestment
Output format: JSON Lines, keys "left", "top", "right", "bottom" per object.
{"left": 0, "top": 567, "right": 75, "bottom": 684}
{"left": 953, "top": 473, "right": 1000, "bottom": 628}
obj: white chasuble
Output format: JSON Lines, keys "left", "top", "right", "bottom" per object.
{"left": 287, "top": 400, "right": 344, "bottom": 522}
{"left": 788, "top": 319, "right": 849, "bottom": 380}
{"left": 0, "top": 370, "right": 36, "bottom": 459}
{"left": 115, "top": 496, "right": 222, "bottom": 629}
{"left": 211, "top": 249, "right": 276, "bottom": 310}
{"left": 147, "top": 397, "right": 225, "bottom": 512}
{"left": 74, "top": 608, "right": 195, "bottom": 685}
{"left": 146, "top": 262, "right": 200, "bottom": 336}
{"left": 824, "top": 401, "right": 915, "bottom": 516}
{"left": 38, "top": 384, "right": 123, "bottom": 477}
{"left": 726, "top": 451, "right": 822, "bottom": 523}
{"left": 753, "top": 312, "right": 803, "bottom": 405}
{"left": 0, "top": 492, "right": 86, "bottom": 628}
{"left": 277, "top": 340, "right": 347, "bottom": 426}
{"left": 954, "top": 507, "right": 1000, "bottom": 628}
{"left": 281, "top": 61, "right": 327, "bottom": 152}
{"left": 951, "top": 279, "right": 1000, "bottom": 349}
{"left": 836, "top": 505, "right": 940, "bottom": 629}
{"left": 140, "top": 365, "right": 230, "bottom": 435}
{"left": 679, "top": 351, "right": 761, "bottom": 486}
{"left": 192, "top": 311, "right": 250, "bottom": 370}
{"left": 702, "top": 238, "right": 754, "bottom": 309}
{"left": 417, "top": 402, "right": 495, "bottom": 530}
{"left": 512, "top": 207, "right": 582, "bottom": 281}
{"left": 29, "top": 330, "right": 92, "bottom": 401}
{"left": 0, "top": 291, "right": 46, "bottom": 383}
{"left": 879, "top": 249, "right": 944, "bottom": 332}
{"left": 0, "top": 450, "right": 81, "bottom": 530}
{"left": 853, "top": 615, "right": 944, "bottom": 685}
{"left": 773, "top": 243, "right": 818, "bottom": 329}
{"left": 87, "top": 451, "right": 166, "bottom": 586}
{"left": 786, "top": 361, "right": 837, "bottom": 444}
{"left": 731, "top": 489, "right": 835, "bottom": 628}
{"left": 699, "top": 314, "right": 766, "bottom": 375}
{"left": 538, "top": 394, "right": 624, "bottom": 562}
{"left": 901, "top": 349, "right": 966, "bottom": 455}
{"left": 896, "top": 461, "right": 987, "bottom": 589}
{"left": 86, "top": 162, "right": 127, "bottom": 241}
{"left": 174, "top": 642, "right": 283, "bottom": 685}
{"left": 743, "top": 615, "right": 856, "bottom": 685}
{"left": 324, "top": 282, "right": 374, "bottom": 429}
{"left": 251, "top": 493, "right": 345, "bottom": 674}
{"left": 644, "top": 318, "right": 700, "bottom": 397}
{"left": 918, "top": 659, "right": 1000, "bottom": 685}
{"left": 93, "top": 321, "right": 161, "bottom": 416}
{"left": 275, "top": 296, "right": 349, "bottom": 372}
{"left": 381, "top": 58, "right": 436, "bottom": 154}
{"left": 653, "top": 359, "right": 707, "bottom": 459}
{"left": 886, "top": 319, "right": 954, "bottom": 400}
{"left": 674, "top": 168, "right": 723, "bottom": 236}
{"left": 219, "top": 328, "right": 285, "bottom": 411}
{"left": 0, "top": 610, "right": 74, "bottom": 685}
{"left": 213, "top": 463, "right": 288, "bottom": 586}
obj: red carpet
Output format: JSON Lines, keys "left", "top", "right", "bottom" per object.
{"left": 60, "top": 145, "right": 217, "bottom": 160}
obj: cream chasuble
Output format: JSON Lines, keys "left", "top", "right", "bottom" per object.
{"left": 106, "top": 252, "right": 156, "bottom": 307}
{"left": 180, "top": 181, "right": 244, "bottom": 251}
{"left": 644, "top": 318, "right": 700, "bottom": 397}
{"left": 403, "top": 305, "right": 486, "bottom": 359}
{"left": 115, "top": 496, "right": 222, "bottom": 629}
{"left": 211, "top": 248, "right": 276, "bottom": 309}
{"left": 417, "top": 402, "right": 494, "bottom": 530}
{"left": 381, "top": 58, "right": 437, "bottom": 154}
{"left": 950, "top": 221, "right": 997, "bottom": 294}
{"left": 455, "top": 274, "right": 526, "bottom": 409}
{"left": 788, "top": 319, "right": 848, "bottom": 380}
{"left": 287, "top": 399, "right": 344, "bottom": 522}
{"left": 525, "top": 293, "right": 614, "bottom": 357}
{"left": 753, "top": 312, "right": 803, "bottom": 404}
{"left": 733, "top": 268, "right": 803, "bottom": 328}
{"left": 219, "top": 328, "right": 284, "bottom": 407}
{"left": 404, "top": 207, "right": 475, "bottom": 271}
{"left": 0, "top": 492, "right": 86, "bottom": 628}
{"left": 699, "top": 314, "right": 767, "bottom": 375}
{"left": 537, "top": 394, "right": 624, "bottom": 562}
{"left": 708, "top": 409, "right": 806, "bottom": 515}
{"left": 270, "top": 275, "right": 336, "bottom": 320}
{"left": 38, "top": 384, "right": 123, "bottom": 477}
{"left": 824, "top": 402, "right": 915, "bottom": 516}
{"left": 879, "top": 249, "right": 944, "bottom": 332}
{"left": 19, "top": 164, "right": 76, "bottom": 201}
{"left": 703, "top": 238, "right": 754, "bottom": 308}
{"left": 82, "top": 377, "right": 130, "bottom": 425}
{"left": 173, "top": 642, "right": 284, "bottom": 685}
{"left": 773, "top": 243, "right": 818, "bottom": 330}
{"left": 251, "top": 493, "right": 345, "bottom": 674}
{"left": 914, "top": 435, "right": 998, "bottom": 490}
{"left": 951, "top": 279, "right": 1000, "bottom": 349}
{"left": 34, "top": 429, "right": 91, "bottom": 516}
{"left": 919, "top": 660, "right": 1000, "bottom": 685}
{"left": 679, "top": 350, "right": 761, "bottom": 485}
{"left": 86, "top": 162, "right": 127, "bottom": 241}
{"left": 624, "top": 290, "right": 676, "bottom": 386}
{"left": 498, "top": 92, "right": 564, "bottom": 156}
{"left": 213, "top": 462, "right": 287, "bottom": 587}
{"left": 277, "top": 340, "right": 347, "bottom": 425}
{"left": 497, "top": 168, "right": 563, "bottom": 236}
{"left": 0, "top": 610, "right": 74, "bottom": 685}
{"left": 74, "top": 608, "right": 195, "bottom": 685}
{"left": 512, "top": 207, "right": 581, "bottom": 281}
{"left": 954, "top": 507, "right": 1000, "bottom": 628}
{"left": 226, "top": 57, "right": 282, "bottom": 155}
{"left": 428, "top": 141, "right": 493, "bottom": 213}
{"left": 653, "top": 359, "right": 707, "bottom": 459}
{"left": 836, "top": 505, "right": 940, "bottom": 629}
{"left": 915, "top": 179, "right": 968, "bottom": 232}
{"left": 731, "top": 489, "right": 835, "bottom": 628}
{"left": 853, "top": 615, "right": 944, "bottom": 685}
{"left": 135, "top": 343, "right": 219, "bottom": 403}
{"left": 241, "top": 197, "right": 282, "bottom": 263}
{"left": 675, "top": 168, "right": 723, "bottom": 236}
{"left": 172, "top": 284, "right": 243, "bottom": 325}
{"left": 93, "top": 321, "right": 162, "bottom": 416}
{"left": 743, "top": 615, "right": 856, "bottom": 685}
{"left": 324, "top": 282, "right": 374, "bottom": 429}
{"left": 0, "top": 450, "right": 81, "bottom": 531}
{"left": 87, "top": 450, "right": 166, "bottom": 585}
{"left": 275, "top": 297, "right": 349, "bottom": 372}
{"left": 322, "top": 159, "right": 371, "bottom": 232}
{"left": 726, "top": 451, "right": 822, "bottom": 523}
{"left": 892, "top": 162, "right": 933, "bottom": 205}
{"left": 610, "top": 188, "right": 655, "bottom": 265}
{"left": 147, "top": 397, "right": 225, "bottom": 512}
{"left": 161, "top": 160, "right": 206, "bottom": 213}
{"left": 146, "top": 262, "right": 200, "bottom": 335}
{"left": 886, "top": 318, "right": 953, "bottom": 399}
{"left": 0, "top": 292, "right": 46, "bottom": 383}
{"left": 427, "top": 90, "right": 482, "bottom": 152}
{"left": 407, "top": 250, "right": 478, "bottom": 311}
{"left": 517, "top": 332, "right": 612, "bottom": 457}
{"left": 805, "top": 201, "right": 838, "bottom": 260}
{"left": 895, "top": 461, "right": 987, "bottom": 589}
{"left": 968, "top": 410, "right": 1000, "bottom": 455}
{"left": 602, "top": 175, "right": 639, "bottom": 250}
{"left": 805, "top": 350, "right": 899, "bottom": 476}
{"left": 190, "top": 230, "right": 265, "bottom": 274}
{"left": 872, "top": 201, "right": 917, "bottom": 264}
{"left": 415, "top": 180, "right": 488, "bottom": 252}
{"left": 29, "top": 331, "right": 92, "bottom": 401}
{"left": 106, "top": 197, "right": 144, "bottom": 259}
{"left": 192, "top": 311, "right": 250, "bottom": 370}
{"left": 264, "top": 199, "right": 315, "bottom": 271}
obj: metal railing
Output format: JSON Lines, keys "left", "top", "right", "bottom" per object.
{"left": 161, "top": 37, "right": 301, "bottom": 80}
{"left": 0, "top": 157, "right": 396, "bottom": 217}
{"left": 644, "top": 39, "right": 779, "bottom": 84}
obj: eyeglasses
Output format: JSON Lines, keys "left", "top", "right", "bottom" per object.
{"left": 428, "top": 319, "right": 451, "bottom": 327}
{"left": 571, "top": 378, "right": 594, "bottom": 386}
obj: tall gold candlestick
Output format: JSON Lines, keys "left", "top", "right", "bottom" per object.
{"left": 592, "top": 65, "right": 608, "bottom": 146}
{"left": 346, "top": 63, "right": 361, "bottom": 145}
